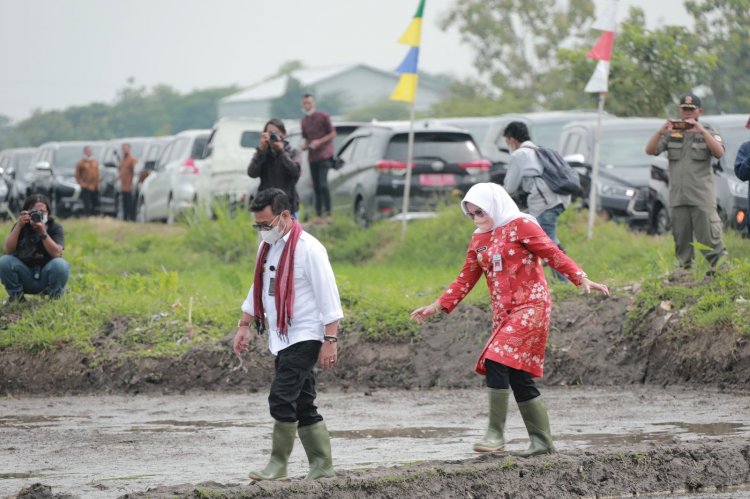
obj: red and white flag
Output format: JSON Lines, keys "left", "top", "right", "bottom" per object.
{"left": 585, "top": 1, "right": 619, "bottom": 93}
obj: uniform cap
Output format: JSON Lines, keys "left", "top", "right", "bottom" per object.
{"left": 679, "top": 93, "right": 701, "bottom": 109}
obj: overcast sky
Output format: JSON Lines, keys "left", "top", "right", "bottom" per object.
{"left": 1, "top": 0, "right": 691, "bottom": 121}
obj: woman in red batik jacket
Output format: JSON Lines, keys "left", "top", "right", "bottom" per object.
{"left": 411, "top": 183, "right": 609, "bottom": 457}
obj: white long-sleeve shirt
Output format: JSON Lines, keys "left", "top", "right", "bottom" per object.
{"left": 241, "top": 230, "right": 344, "bottom": 355}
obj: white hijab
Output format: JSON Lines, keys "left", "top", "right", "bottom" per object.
{"left": 461, "top": 182, "right": 539, "bottom": 233}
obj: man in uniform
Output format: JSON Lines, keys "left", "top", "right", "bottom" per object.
{"left": 646, "top": 93, "right": 726, "bottom": 272}
{"left": 75, "top": 146, "right": 100, "bottom": 216}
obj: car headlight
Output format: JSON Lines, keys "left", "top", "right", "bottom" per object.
{"left": 598, "top": 181, "right": 636, "bottom": 198}
{"left": 728, "top": 179, "right": 749, "bottom": 197}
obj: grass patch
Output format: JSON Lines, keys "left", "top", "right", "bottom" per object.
{"left": 1, "top": 203, "right": 749, "bottom": 354}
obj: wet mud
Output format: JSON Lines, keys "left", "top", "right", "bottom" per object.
{"left": 2, "top": 386, "right": 750, "bottom": 498}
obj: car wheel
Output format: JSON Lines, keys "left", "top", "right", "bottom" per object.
{"left": 354, "top": 198, "right": 370, "bottom": 228}
{"left": 654, "top": 205, "right": 670, "bottom": 235}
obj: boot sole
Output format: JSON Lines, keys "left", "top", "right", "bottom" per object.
{"left": 249, "top": 474, "right": 289, "bottom": 481}
{"left": 473, "top": 444, "right": 505, "bottom": 453}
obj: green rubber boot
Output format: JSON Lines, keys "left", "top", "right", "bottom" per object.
{"left": 473, "top": 388, "right": 510, "bottom": 452}
{"left": 249, "top": 421, "right": 297, "bottom": 480}
{"left": 511, "top": 396, "right": 556, "bottom": 457}
{"left": 297, "top": 421, "right": 335, "bottom": 479}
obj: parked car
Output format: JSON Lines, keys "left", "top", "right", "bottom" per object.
{"left": 98, "top": 137, "right": 150, "bottom": 218}
{"left": 647, "top": 114, "right": 749, "bottom": 234}
{"left": 27, "top": 141, "right": 104, "bottom": 217}
{"left": 286, "top": 121, "right": 367, "bottom": 219}
{"left": 201, "top": 117, "right": 267, "bottom": 214}
{"left": 134, "top": 136, "right": 173, "bottom": 202}
{"left": 422, "top": 111, "right": 612, "bottom": 184}
{"left": 0, "top": 147, "right": 35, "bottom": 215}
{"left": 559, "top": 118, "right": 664, "bottom": 228}
{"left": 327, "top": 123, "right": 490, "bottom": 226}
{"left": 137, "top": 130, "right": 210, "bottom": 223}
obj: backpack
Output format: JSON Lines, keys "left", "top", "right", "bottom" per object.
{"left": 531, "top": 146, "right": 583, "bottom": 196}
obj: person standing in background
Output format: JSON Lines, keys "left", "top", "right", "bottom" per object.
{"left": 300, "top": 94, "right": 336, "bottom": 223}
{"left": 75, "top": 146, "right": 100, "bottom": 217}
{"left": 116, "top": 143, "right": 137, "bottom": 221}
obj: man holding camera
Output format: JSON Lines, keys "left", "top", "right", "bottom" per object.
{"left": 300, "top": 94, "right": 336, "bottom": 223}
{"left": 248, "top": 119, "right": 302, "bottom": 217}
{"left": 646, "top": 93, "right": 727, "bottom": 273}
{"left": 233, "top": 188, "right": 343, "bottom": 481}
{"left": 0, "top": 194, "right": 69, "bottom": 303}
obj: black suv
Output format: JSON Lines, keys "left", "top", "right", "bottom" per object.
{"left": 0, "top": 147, "right": 35, "bottom": 215}
{"left": 559, "top": 118, "right": 663, "bottom": 228}
{"left": 331, "top": 123, "right": 490, "bottom": 226}
{"left": 27, "top": 141, "right": 103, "bottom": 217}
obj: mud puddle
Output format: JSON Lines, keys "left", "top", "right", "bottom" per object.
{"left": 2, "top": 385, "right": 750, "bottom": 498}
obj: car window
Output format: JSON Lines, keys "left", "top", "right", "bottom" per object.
{"left": 386, "top": 133, "right": 481, "bottom": 163}
{"left": 54, "top": 146, "right": 97, "bottom": 176}
{"left": 530, "top": 123, "right": 566, "bottom": 149}
{"left": 351, "top": 137, "right": 372, "bottom": 162}
{"left": 333, "top": 126, "right": 360, "bottom": 154}
{"left": 240, "top": 131, "right": 262, "bottom": 148}
{"left": 561, "top": 132, "right": 582, "bottom": 157}
{"left": 191, "top": 135, "right": 209, "bottom": 159}
{"left": 157, "top": 142, "right": 174, "bottom": 170}
{"left": 599, "top": 129, "right": 656, "bottom": 167}
{"left": 337, "top": 138, "right": 358, "bottom": 163}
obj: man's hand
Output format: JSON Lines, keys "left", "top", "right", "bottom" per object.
{"left": 259, "top": 133, "right": 270, "bottom": 151}
{"left": 271, "top": 139, "right": 284, "bottom": 153}
{"left": 309, "top": 139, "right": 320, "bottom": 150}
{"left": 18, "top": 211, "right": 31, "bottom": 226}
{"left": 232, "top": 326, "right": 252, "bottom": 357}
{"left": 660, "top": 120, "right": 675, "bottom": 133}
{"left": 685, "top": 118, "right": 706, "bottom": 134}
{"left": 318, "top": 340, "right": 337, "bottom": 370}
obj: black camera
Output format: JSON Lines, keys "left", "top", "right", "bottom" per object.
{"left": 269, "top": 133, "right": 280, "bottom": 142}
{"left": 29, "top": 210, "right": 44, "bottom": 223}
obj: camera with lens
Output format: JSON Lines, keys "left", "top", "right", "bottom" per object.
{"left": 29, "top": 210, "right": 44, "bottom": 223}
{"left": 670, "top": 120, "right": 694, "bottom": 130}
{"left": 269, "top": 133, "right": 280, "bottom": 143}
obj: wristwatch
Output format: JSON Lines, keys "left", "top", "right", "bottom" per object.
{"left": 323, "top": 335, "right": 338, "bottom": 343}
{"left": 40, "top": 233, "right": 48, "bottom": 240}
{"left": 237, "top": 319, "right": 252, "bottom": 328}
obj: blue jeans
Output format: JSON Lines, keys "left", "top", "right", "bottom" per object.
{"left": 0, "top": 255, "right": 70, "bottom": 299}
{"left": 537, "top": 204, "right": 569, "bottom": 283}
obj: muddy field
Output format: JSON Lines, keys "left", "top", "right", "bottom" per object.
{"left": 2, "top": 289, "right": 750, "bottom": 497}
{"left": 2, "top": 386, "right": 750, "bottom": 498}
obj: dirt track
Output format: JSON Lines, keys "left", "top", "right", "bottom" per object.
{"left": 2, "top": 385, "right": 750, "bottom": 498}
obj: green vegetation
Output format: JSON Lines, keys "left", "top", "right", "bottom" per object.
{"left": 1, "top": 204, "right": 749, "bottom": 356}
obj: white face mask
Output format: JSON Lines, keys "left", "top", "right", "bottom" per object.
{"left": 42, "top": 214, "right": 48, "bottom": 224}
{"left": 260, "top": 217, "right": 286, "bottom": 245}
{"left": 302, "top": 107, "right": 315, "bottom": 116}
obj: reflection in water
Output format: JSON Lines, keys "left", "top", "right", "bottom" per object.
{"left": 558, "top": 421, "right": 747, "bottom": 447}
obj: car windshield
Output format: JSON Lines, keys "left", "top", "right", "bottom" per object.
{"left": 128, "top": 141, "right": 147, "bottom": 158}
{"left": 333, "top": 126, "right": 360, "bottom": 153}
{"left": 14, "top": 152, "right": 34, "bottom": 173}
{"left": 386, "top": 133, "right": 481, "bottom": 163}
{"left": 54, "top": 145, "right": 102, "bottom": 175}
{"left": 599, "top": 129, "right": 656, "bottom": 167}
{"left": 531, "top": 123, "right": 566, "bottom": 149}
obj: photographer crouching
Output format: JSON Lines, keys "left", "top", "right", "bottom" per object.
{"left": 0, "top": 194, "right": 70, "bottom": 303}
{"left": 247, "top": 119, "right": 302, "bottom": 218}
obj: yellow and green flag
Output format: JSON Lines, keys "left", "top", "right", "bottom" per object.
{"left": 390, "top": 0, "right": 425, "bottom": 103}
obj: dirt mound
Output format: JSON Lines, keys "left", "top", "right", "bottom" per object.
{"left": 2, "top": 288, "right": 750, "bottom": 396}
{"left": 115, "top": 442, "right": 750, "bottom": 499}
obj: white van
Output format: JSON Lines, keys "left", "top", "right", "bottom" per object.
{"left": 201, "top": 117, "right": 268, "bottom": 212}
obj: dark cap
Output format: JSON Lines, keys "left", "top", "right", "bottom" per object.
{"left": 679, "top": 93, "right": 702, "bottom": 109}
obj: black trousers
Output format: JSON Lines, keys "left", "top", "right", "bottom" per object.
{"left": 80, "top": 188, "right": 99, "bottom": 216}
{"left": 310, "top": 158, "right": 332, "bottom": 216}
{"left": 268, "top": 340, "right": 324, "bottom": 427}
{"left": 121, "top": 191, "right": 135, "bottom": 221}
{"left": 485, "top": 359, "right": 540, "bottom": 403}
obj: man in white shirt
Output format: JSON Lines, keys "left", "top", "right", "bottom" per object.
{"left": 503, "top": 121, "right": 571, "bottom": 282}
{"left": 233, "top": 188, "right": 343, "bottom": 481}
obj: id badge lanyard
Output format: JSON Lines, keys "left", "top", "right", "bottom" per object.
{"left": 492, "top": 254, "right": 502, "bottom": 273}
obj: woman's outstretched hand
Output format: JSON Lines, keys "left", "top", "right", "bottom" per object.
{"left": 581, "top": 277, "right": 609, "bottom": 296}
{"left": 410, "top": 302, "right": 441, "bottom": 325}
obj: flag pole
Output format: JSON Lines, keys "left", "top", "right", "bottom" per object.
{"left": 587, "top": 91, "right": 607, "bottom": 239}
{"left": 401, "top": 101, "right": 416, "bottom": 241}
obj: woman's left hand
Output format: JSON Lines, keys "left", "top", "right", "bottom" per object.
{"left": 581, "top": 278, "right": 609, "bottom": 297}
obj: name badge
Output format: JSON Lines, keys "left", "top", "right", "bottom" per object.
{"left": 492, "top": 254, "right": 502, "bottom": 272}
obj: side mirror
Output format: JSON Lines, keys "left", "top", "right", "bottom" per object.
{"left": 333, "top": 157, "right": 344, "bottom": 170}
{"left": 563, "top": 153, "right": 586, "bottom": 166}
{"left": 104, "top": 162, "right": 117, "bottom": 169}
{"left": 35, "top": 161, "right": 52, "bottom": 172}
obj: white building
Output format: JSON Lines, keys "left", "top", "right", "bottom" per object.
{"left": 218, "top": 64, "right": 446, "bottom": 119}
